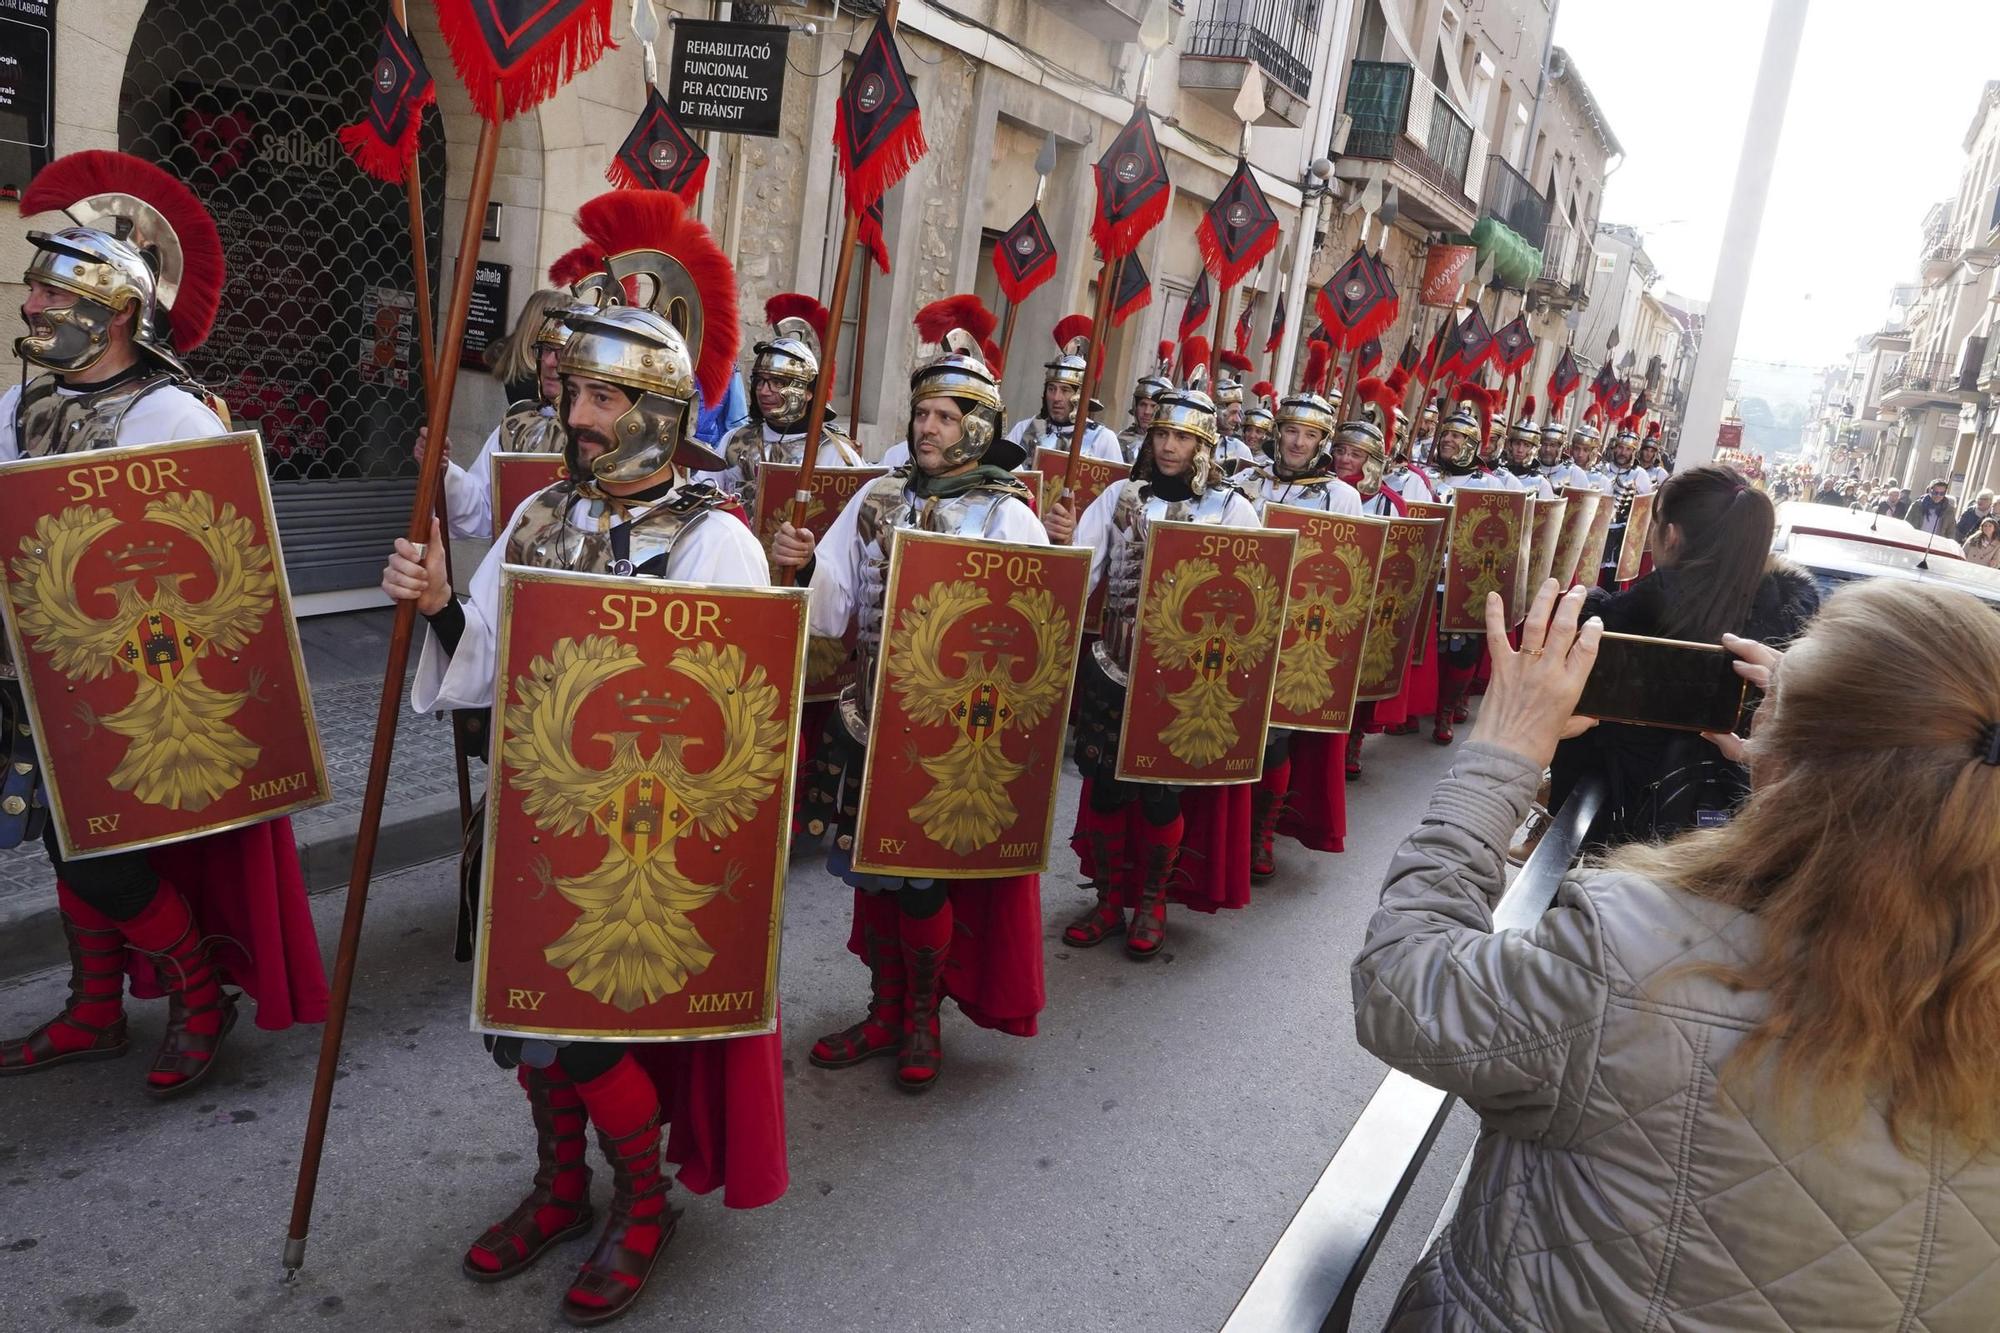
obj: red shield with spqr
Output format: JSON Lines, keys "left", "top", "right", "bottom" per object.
{"left": 1115, "top": 520, "right": 1295, "bottom": 785}
{"left": 1262, "top": 505, "right": 1389, "bottom": 733}
{"left": 0, "top": 432, "right": 329, "bottom": 858}
{"left": 475, "top": 567, "right": 809, "bottom": 1041}
{"left": 852, "top": 530, "right": 1092, "bottom": 879}
{"left": 490, "top": 451, "right": 569, "bottom": 536}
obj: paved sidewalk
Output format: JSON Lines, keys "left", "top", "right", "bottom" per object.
{"left": 0, "top": 608, "right": 470, "bottom": 981}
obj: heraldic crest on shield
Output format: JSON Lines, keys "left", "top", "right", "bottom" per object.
{"left": 1450, "top": 498, "right": 1524, "bottom": 626}
{"left": 10, "top": 493, "right": 276, "bottom": 812}
{"left": 1358, "top": 527, "right": 1425, "bottom": 687}
{"left": 882, "top": 579, "right": 1075, "bottom": 854}
{"left": 1271, "top": 533, "right": 1370, "bottom": 717}
{"left": 502, "top": 634, "right": 788, "bottom": 1013}
{"left": 1141, "top": 557, "right": 1284, "bottom": 767}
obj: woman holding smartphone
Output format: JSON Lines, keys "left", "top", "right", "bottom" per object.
{"left": 1549, "top": 465, "right": 1818, "bottom": 841}
{"left": 1354, "top": 576, "right": 2000, "bottom": 1331}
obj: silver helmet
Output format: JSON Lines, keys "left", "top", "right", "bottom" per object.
{"left": 908, "top": 351, "right": 1009, "bottom": 470}
{"left": 750, "top": 294, "right": 826, "bottom": 429}
{"left": 1273, "top": 392, "right": 1340, "bottom": 480}
{"left": 1136, "top": 388, "right": 1221, "bottom": 493}
{"left": 557, "top": 305, "right": 725, "bottom": 484}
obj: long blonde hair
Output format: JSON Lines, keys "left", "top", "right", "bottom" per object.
{"left": 1612, "top": 578, "right": 2000, "bottom": 1152}
{"left": 486, "top": 287, "right": 572, "bottom": 388}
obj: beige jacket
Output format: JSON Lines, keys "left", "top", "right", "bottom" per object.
{"left": 1352, "top": 743, "right": 2000, "bottom": 1332}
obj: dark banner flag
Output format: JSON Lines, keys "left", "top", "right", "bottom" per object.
{"left": 337, "top": 10, "right": 436, "bottom": 184}
{"left": 1092, "top": 107, "right": 1170, "bottom": 260}
{"left": 1111, "top": 254, "right": 1152, "bottom": 328}
{"left": 1316, "top": 245, "right": 1397, "bottom": 349}
{"left": 1197, "top": 157, "right": 1279, "bottom": 289}
{"left": 431, "top": 0, "right": 614, "bottom": 122}
{"left": 1179, "top": 270, "right": 1213, "bottom": 342}
{"left": 1264, "top": 294, "right": 1287, "bottom": 354}
{"left": 834, "top": 16, "right": 927, "bottom": 218}
{"left": 1493, "top": 314, "right": 1535, "bottom": 377}
{"left": 606, "top": 87, "right": 710, "bottom": 202}
{"left": 993, "top": 203, "right": 1058, "bottom": 305}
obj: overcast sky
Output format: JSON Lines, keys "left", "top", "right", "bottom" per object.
{"left": 1554, "top": 0, "right": 1993, "bottom": 376}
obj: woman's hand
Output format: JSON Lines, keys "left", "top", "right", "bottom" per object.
{"left": 1471, "top": 578, "right": 1603, "bottom": 769}
{"left": 1699, "top": 633, "right": 1783, "bottom": 762}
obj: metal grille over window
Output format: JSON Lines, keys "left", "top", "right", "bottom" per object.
{"left": 117, "top": 2, "right": 444, "bottom": 595}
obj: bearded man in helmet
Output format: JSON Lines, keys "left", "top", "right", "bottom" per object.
{"left": 382, "top": 190, "right": 785, "bottom": 1328}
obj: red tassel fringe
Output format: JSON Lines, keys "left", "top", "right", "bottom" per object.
{"left": 836, "top": 106, "right": 928, "bottom": 220}
{"left": 1196, "top": 216, "right": 1278, "bottom": 293}
{"left": 1111, "top": 283, "right": 1152, "bottom": 329}
{"left": 432, "top": 0, "right": 615, "bottom": 123}
{"left": 1092, "top": 183, "right": 1169, "bottom": 264}
{"left": 994, "top": 249, "right": 1056, "bottom": 306}
{"left": 337, "top": 106, "right": 424, "bottom": 186}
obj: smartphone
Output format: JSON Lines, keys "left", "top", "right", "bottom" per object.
{"left": 1575, "top": 632, "right": 1748, "bottom": 734}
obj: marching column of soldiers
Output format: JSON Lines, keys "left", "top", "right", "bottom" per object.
{"left": 0, "top": 138, "right": 1669, "bottom": 1326}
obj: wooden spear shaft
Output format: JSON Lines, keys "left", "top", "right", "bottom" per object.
{"left": 1059, "top": 254, "right": 1121, "bottom": 511}
{"left": 996, "top": 297, "right": 1022, "bottom": 377}
{"left": 384, "top": 0, "right": 473, "bottom": 834}
{"left": 283, "top": 85, "right": 504, "bottom": 1276}
{"left": 847, "top": 256, "right": 873, "bottom": 430}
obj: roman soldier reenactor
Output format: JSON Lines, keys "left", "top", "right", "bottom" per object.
{"left": 1499, "top": 396, "right": 1557, "bottom": 499}
{"left": 708, "top": 292, "right": 864, "bottom": 517}
{"left": 382, "top": 189, "right": 786, "bottom": 1326}
{"left": 774, "top": 310, "right": 1048, "bottom": 1094}
{"left": 1638, "top": 422, "right": 1669, "bottom": 486}
{"left": 1425, "top": 385, "right": 1524, "bottom": 745}
{"left": 1537, "top": 414, "right": 1568, "bottom": 474}
{"left": 1119, "top": 343, "right": 1174, "bottom": 463}
{"left": 1548, "top": 403, "right": 1611, "bottom": 493}
{"left": 433, "top": 298, "right": 571, "bottom": 540}
{"left": 1211, "top": 372, "right": 1258, "bottom": 474}
{"left": 0, "top": 150, "right": 327, "bottom": 1094}
{"left": 1241, "top": 380, "right": 1276, "bottom": 459}
{"left": 1600, "top": 406, "right": 1657, "bottom": 583}
{"left": 1408, "top": 400, "right": 1440, "bottom": 463}
{"left": 1003, "top": 314, "right": 1121, "bottom": 462}
{"left": 1336, "top": 375, "right": 1413, "bottom": 779}
{"left": 1242, "top": 383, "right": 1359, "bottom": 879}
{"left": 1043, "top": 366, "right": 1262, "bottom": 958}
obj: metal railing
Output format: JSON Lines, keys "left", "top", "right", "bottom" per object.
{"left": 1481, "top": 155, "right": 1549, "bottom": 248}
{"left": 1341, "top": 60, "right": 1481, "bottom": 204}
{"left": 1222, "top": 776, "right": 1607, "bottom": 1333}
{"left": 1880, "top": 354, "right": 1970, "bottom": 397}
{"left": 1184, "top": 0, "right": 1320, "bottom": 101}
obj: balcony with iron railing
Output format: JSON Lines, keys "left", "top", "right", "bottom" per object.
{"left": 1878, "top": 353, "right": 1976, "bottom": 406}
{"left": 1480, "top": 154, "right": 1549, "bottom": 249}
{"left": 1339, "top": 61, "right": 1482, "bottom": 226}
{"left": 1180, "top": 0, "right": 1319, "bottom": 124}
{"left": 1919, "top": 224, "right": 1961, "bottom": 281}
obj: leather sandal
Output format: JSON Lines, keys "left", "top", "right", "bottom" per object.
{"left": 145, "top": 989, "right": 237, "bottom": 1100}
{"left": 1062, "top": 900, "right": 1125, "bottom": 948}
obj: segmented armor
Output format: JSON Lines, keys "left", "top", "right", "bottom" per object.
{"left": 1092, "top": 482, "right": 1243, "bottom": 685}
{"left": 835, "top": 472, "right": 1029, "bottom": 744}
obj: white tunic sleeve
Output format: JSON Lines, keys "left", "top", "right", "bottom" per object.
{"left": 1221, "top": 491, "right": 1264, "bottom": 529}
{"left": 805, "top": 481, "right": 869, "bottom": 639}
{"left": 1069, "top": 479, "right": 1126, "bottom": 593}
{"left": 444, "top": 425, "right": 504, "bottom": 541}
{"left": 1084, "top": 422, "right": 1124, "bottom": 462}
{"left": 878, "top": 440, "right": 910, "bottom": 468}
{"left": 989, "top": 496, "right": 1051, "bottom": 546}
{"left": 118, "top": 384, "right": 227, "bottom": 445}
{"left": 0, "top": 385, "right": 21, "bottom": 462}
{"left": 1323, "top": 478, "right": 1365, "bottom": 516}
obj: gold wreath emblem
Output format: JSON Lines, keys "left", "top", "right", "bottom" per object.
{"left": 1359, "top": 536, "right": 1425, "bottom": 688}
{"left": 1274, "top": 537, "right": 1369, "bottom": 715}
{"left": 883, "top": 578, "right": 1073, "bottom": 853}
{"left": 503, "top": 634, "right": 786, "bottom": 1012}
{"left": 1452, "top": 501, "right": 1521, "bottom": 623}
{"left": 10, "top": 493, "right": 277, "bottom": 812}
{"left": 1141, "top": 556, "right": 1283, "bottom": 767}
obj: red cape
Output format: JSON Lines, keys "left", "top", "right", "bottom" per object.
{"left": 96, "top": 817, "right": 328, "bottom": 1031}
{"left": 1069, "top": 781, "right": 1254, "bottom": 913}
{"left": 840, "top": 877, "right": 1046, "bottom": 1037}
{"left": 1275, "top": 733, "right": 1345, "bottom": 853}
{"left": 633, "top": 1021, "right": 789, "bottom": 1210}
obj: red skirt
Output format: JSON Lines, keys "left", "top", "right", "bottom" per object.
{"left": 633, "top": 1020, "right": 788, "bottom": 1209}
{"left": 839, "top": 876, "right": 1045, "bottom": 1037}
{"left": 111, "top": 817, "right": 328, "bottom": 1031}
{"left": 1069, "top": 780, "right": 1254, "bottom": 913}
{"left": 1275, "top": 732, "right": 1345, "bottom": 853}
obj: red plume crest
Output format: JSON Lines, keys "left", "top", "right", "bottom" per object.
{"left": 914, "top": 294, "right": 998, "bottom": 346}
{"left": 1179, "top": 335, "right": 1210, "bottom": 384}
{"left": 765, "top": 292, "right": 830, "bottom": 342}
{"left": 23, "top": 150, "right": 225, "bottom": 354}
{"left": 1052, "top": 313, "right": 1095, "bottom": 352}
{"left": 548, "top": 243, "right": 605, "bottom": 288}
{"left": 575, "top": 189, "right": 739, "bottom": 405}
{"left": 1302, "top": 341, "right": 1331, "bottom": 395}
{"left": 1251, "top": 379, "right": 1277, "bottom": 403}
{"left": 1218, "top": 349, "right": 1254, "bottom": 375}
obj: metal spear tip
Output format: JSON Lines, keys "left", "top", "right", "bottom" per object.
{"left": 1233, "top": 67, "right": 1266, "bottom": 125}
{"left": 1139, "top": 0, "right": 1171, "bottom": 51}
{"left": 1035, "top": 132, "right": 1058, "bottom": 178}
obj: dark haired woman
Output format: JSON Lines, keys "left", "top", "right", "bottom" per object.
{"left": 1551, "top": 465, "right": 1819, "bottom": 842}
